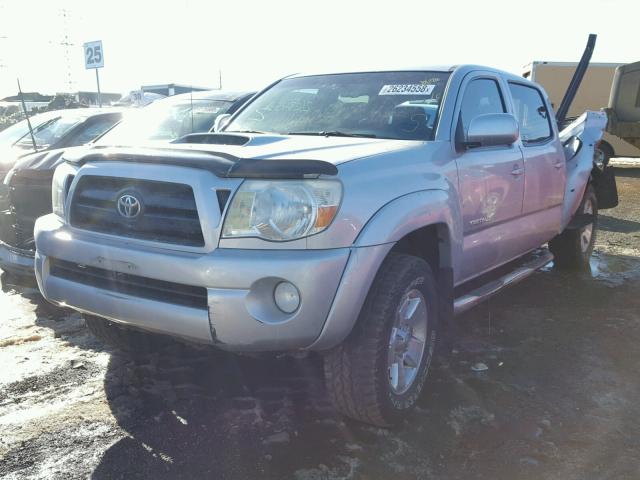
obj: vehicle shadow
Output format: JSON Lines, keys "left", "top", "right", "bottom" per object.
{"left": 613, "top": 167, "right": 640, "bottom": 179}
{"left": 1, "top": 270, "right": 109, "bottom": 353}
{"left": 598, "top": 215, "right": 640, "bottom": 233}
{"left": 91, "top": 251, "right": 640, "bottom": 479}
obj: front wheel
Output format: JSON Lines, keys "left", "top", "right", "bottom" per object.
{"left": 550, "top": 185, "right": 598, "bottom": 269}
{"left": 323, "top": 253, "right": 439, "bottom": 426}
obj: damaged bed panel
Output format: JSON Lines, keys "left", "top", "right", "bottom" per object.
{"left": 558, "top": 110, "right": 608, "bottom": 230}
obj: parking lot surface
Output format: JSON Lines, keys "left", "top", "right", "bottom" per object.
{"left": 1, "top": 169, "right": 639, "bottom": 480}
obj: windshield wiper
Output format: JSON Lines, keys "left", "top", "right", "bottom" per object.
{"left": 287, "top": 131, "right": 377, "bottom": 138}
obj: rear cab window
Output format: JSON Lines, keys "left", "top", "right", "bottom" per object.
{"left": 508, "top": 83, "right": 553, "bottom": 145}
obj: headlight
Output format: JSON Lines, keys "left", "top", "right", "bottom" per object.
{"left": 222, "top": 180, "right": 342, "bottom": 241}
{"left": 52, "top": 163, "right": 76, "bottom": 218}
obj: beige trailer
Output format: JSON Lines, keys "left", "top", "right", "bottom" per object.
{"left": 523, "top": 61, "right": 640, "bottom": 158}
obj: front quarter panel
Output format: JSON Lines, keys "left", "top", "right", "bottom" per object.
{"left": 308, "top": 141, "right": 460, "bottom": 250}
{"left": 354, "top": 188, "right": 461, "bottom": 253}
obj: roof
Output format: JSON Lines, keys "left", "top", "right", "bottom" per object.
{"left": 289, "top": 65, "right": 457, "bottom": 78}
{"left": 43, "top": 107, "right": 125, "bottom": 117}
{"left": 166, "top": 90, "right": 255, "bottom": 102}
{"left": 141, "top": 83, "right": 211, "bottom": 90}
{"left": 286, "top": 64, "right": 529, "bottom": 81}
{"left": 523, "top": 61, "right": 625, "bottom": 71}
{"left": 22, "top": 108, "right": 125, "bottom": 125}
{"left": 285, "top": 65, "right": 532, "bottom": 89}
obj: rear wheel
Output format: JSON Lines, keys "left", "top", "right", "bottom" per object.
{"left": 595, "top": 142, "right": 614, "bottom": 166}
{"left": 550, "top": 185, "right": 598, "bottom": 269}
{"left": 84, "top": 315, "right": 171, "bottom": 354}
{"left": 323, "top": 253, "right": 439, "bottom": 426}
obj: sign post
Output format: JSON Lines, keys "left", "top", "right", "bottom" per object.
{"left": 83, "top": 40, "right": 104, "bottom": 107}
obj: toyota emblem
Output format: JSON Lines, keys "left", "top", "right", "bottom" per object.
{"left": 117, "top": 194, "right": 142, "bottom": 219}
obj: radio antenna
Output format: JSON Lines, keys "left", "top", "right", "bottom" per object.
{"left": 17, "top": 78, "right": 37, "bottom": 151}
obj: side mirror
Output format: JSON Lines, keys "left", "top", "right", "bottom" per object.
{"left": 465, "top": 113, "right": 519, "bottom": 148}
{"left": 213, "top": 114, "right": 232, "bottom": 132}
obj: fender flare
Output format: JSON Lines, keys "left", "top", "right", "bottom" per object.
{"left": 353, "top": 189, "right": 462, "bottom": 261}
{"left": 309, "top": 190, "right": 462, "bottom": 351}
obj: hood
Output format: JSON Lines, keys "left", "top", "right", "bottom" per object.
{"left": 10, "top": 146, "right": 83, "bottom": 173}
{"left": 0, "top": 145, "right": 40, "bottom": 178}
{"left": 115, "top": 133, "right": 422, "bottom": 166}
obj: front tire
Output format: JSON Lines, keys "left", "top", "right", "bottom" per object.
{"left": 324, "top": 253, "right": 439, "bottom": 426}
{"left": 550, "top": 185, "right": 598, "bottom": 269}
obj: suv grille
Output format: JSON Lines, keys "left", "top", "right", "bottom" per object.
{"left": 50, "top": 258, "right": 208, "bottom": 310}
{"left": 1, "top": 171, "right": 53, "bottom": 250}
{"left": 69, "top": 176, "right": 204, "bottom": 247}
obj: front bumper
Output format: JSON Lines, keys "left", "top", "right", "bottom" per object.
{"left": 0, "top": 240, "right": 35, "bottom": 275}
{"left": 35, "top": 214, "right": 392, "bottom": 351}
{"left": 0, "top": 183, "right": 35, "bottom": 276}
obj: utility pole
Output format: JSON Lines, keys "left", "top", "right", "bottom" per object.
{"left": 60, "top": 8, "right": 74, "bottom": 92}
{"left": 0, "top": 35, "right": 8, "bottom": 72}
{"left": 47, "top": 8, "right": 76, "bottom": 93}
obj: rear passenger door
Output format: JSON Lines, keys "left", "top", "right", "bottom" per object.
{"left": 508, "top": 82, "right": 564, "bottom": 250}
{"left": 455, "top": 74, "right": 525, "bottom": 282}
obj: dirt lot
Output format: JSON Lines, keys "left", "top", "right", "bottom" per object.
{"left": 1, "top": 169, "right": 639, "bottom": 480}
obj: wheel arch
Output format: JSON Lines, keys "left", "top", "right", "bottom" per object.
{"left": 309, "top": 191, "right": 460, "bottom": 351}
{"left": 390, "top": 223, "right": 452, "bottom": 272}
{"left": 353, "top": 189, "right": 461, "bottom": 267}
{"left": 353, "top": 188, "right": 460, "bottom": 295}
{"left": 597, "top": 139, "right": 615, "bottom": 159}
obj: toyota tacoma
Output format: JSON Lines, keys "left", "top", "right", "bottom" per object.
{"left": 33, "top": 63, "right": 617, "bottom": 426}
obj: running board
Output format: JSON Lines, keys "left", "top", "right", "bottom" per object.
{"left": 453, "top": 250, "right": 554, "bottom": 316}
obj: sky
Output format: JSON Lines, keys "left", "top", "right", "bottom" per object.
{"left": 0, "top": 0, "right": 637, "bottom": 99}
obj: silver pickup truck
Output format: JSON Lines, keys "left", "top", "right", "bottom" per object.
{"left": 33, "top": 64, "right": 617, "bottom": 426}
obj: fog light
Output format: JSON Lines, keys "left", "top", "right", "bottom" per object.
{"left": 274, "top": 281, "right": 300, "bottom": 314}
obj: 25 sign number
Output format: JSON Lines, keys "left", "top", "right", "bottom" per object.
{"left": 84, "top": 41, "right": 104, "bottom": 69}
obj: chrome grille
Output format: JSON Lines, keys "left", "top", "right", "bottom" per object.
{"left": 69, "top": 176, "right": 205, "bottom": 247}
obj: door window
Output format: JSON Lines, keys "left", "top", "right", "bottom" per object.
{"left": 509, "top": 83, "right": 552, "bottom": 145}
{"left": 459, "top": 78, "right": 506, "bottom": 135}
{"left": 70, "top": 116, "right": 121, "bottom": 146}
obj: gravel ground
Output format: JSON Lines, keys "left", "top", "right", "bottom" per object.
{"left": 1, "top": 168, "right": 639, "bottom": 480}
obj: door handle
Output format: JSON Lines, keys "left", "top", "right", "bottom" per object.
{"left": 553, "top": 161, "right": 564, "bottom": 169}
{"left": 511, "top": 166, "right": 524, "bottom": 177}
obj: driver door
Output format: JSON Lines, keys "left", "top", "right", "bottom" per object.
{"left": 454, "top": 74, "right": 525, "bottom": 283}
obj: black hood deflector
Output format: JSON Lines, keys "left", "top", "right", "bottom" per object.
{"left": 63, "top": 147, "right": 338, "bottom": 179}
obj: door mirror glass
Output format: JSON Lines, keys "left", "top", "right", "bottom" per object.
{"left": 466, "top": 113, "right": 519, "bottom": 147}
{"left": 213, "top": 114, "right": 232, "bottom": 132}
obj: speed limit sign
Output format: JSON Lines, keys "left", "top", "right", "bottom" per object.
{"left": 83, "top": 41, "right": 104, "bottom": 69}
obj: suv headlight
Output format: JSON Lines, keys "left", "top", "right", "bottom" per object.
{"left": 51, "top": 163, "right": 76, "bottom": 218}
{"left": 222, "top": 180, "right": 342, "bottom": 241}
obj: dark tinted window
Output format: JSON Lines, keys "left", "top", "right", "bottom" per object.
{"left": 97, "top": 100, "right": 233, "bottom": 146}
{"left": 70, "top": 116, "right": 121, "bottom": 146}
{"left": 459, "top": 78, "right": 505, "bottom": 134}
{"left": 509, "top": 83, "right": 552, "bottom": 144}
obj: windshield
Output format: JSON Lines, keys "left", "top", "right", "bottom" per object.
{"left": 98, "top": 98, "right": 233, "bottom": 145}
{"left": 17, "top": 115, "right": 86, "bottom": 148}
{"left": 226, "top": 71, "right": 450, "bottom": 141}
{"left": 0, "top": 111, "right": 68, "bottom": 147}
